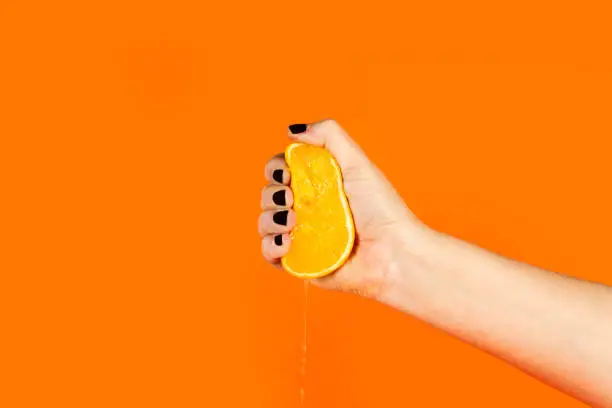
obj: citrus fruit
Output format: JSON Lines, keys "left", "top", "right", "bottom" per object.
{"left": 281, "top": 143, "right": 355, "bottom": 279}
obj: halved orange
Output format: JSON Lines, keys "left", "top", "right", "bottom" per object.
{"left": 281, "top": 143, "right": 355, "bottom": 279}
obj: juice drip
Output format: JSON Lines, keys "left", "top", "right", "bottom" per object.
{"left": 300, "top": 280, "right": 310, "bottom": 407}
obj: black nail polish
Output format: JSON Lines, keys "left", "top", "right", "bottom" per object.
{"left": 273, "top": 210, "right": 288, "bottom": 226}
{"left": 274, "top": 234, "right": 283, "bottom": 246}
{"left": 272, "top": 169, "right": 284, "bottom": 183}
{"left": 289, "top": 124, "right": 307, "bottom": 134}
{"left": 272, "top": 190, "right": 286, "bottom": 206}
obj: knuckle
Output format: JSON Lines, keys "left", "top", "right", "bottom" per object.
{"left": 319, "top": 118, "right": 339, "bottom": 130}
{"left": 319, "top": 118, "right": 337, "bottom": 126}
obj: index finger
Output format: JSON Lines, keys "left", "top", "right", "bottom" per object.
{"left": 264, "top": 153, "right": 291, "bottom": 185}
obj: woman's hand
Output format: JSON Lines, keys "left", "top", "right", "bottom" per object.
{"left": 259, "top": 119, "right": 430, "bottom": 297}
{"left": 259, "top": 119, "right": 612, "bottom": 406}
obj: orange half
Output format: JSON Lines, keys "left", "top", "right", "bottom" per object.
{"left": 281, "top": 143, "right": 355, "bottom": 279}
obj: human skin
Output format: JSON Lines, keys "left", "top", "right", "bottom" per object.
{"left": 258, "top": 119, "right": 612, "bottom": 407}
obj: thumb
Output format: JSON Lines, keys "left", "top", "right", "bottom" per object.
{"left": 287, "top": 120, "right": 370, "bottom": 175}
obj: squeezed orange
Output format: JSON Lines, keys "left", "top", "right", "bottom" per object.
{"left": 281, "top": 143, "right": 355, "bottom": 278}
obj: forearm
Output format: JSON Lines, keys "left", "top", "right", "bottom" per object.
{"left": 381, "top": 227, "right": 612, "bottom": 406}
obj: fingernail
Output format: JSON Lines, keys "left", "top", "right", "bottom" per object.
{"left": 274, "top": 234, "right": 283, "bottom": 246}
{"left": 289, "top": 124, "right": 307, "bottom": 134}
{"left": 273, "top": 210, "right": 288, "bottom": 226}
{"left": 273, "top": 169, "right": 284, "bottom": 183}
{"left": 272, "top": 190, "right": 286, "bottom": 206}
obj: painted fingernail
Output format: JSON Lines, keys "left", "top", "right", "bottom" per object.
{"left": 273, "top": 210, "right": 288, "bottom": 226}
{"left": 274, "top": 234, "right": 283, "bottom": 246}
{"left": 272, "top": 189, "right": 286, "bottom": 206}
{"left": 289, "top": 124, "right": 307, "bottom": 134}
{"left": 273, "top": 169, "right": 284, "bottom": 183}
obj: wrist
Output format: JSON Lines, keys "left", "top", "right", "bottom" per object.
{"left": 375, "top": 223, "right": 443, "bottom": 313}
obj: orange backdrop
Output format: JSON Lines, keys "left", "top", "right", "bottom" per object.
{"left": 1, "top": 1, "right": 611, "bottom": 407}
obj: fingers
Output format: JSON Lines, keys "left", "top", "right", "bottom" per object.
{"left": 260, "top": 199, "right": 293, "bottom": 265}
{"left": 261, "top": 185, "right": 293, "bottom": 211}
{"left": 258, "top": 209, "right": 296, "bottom": 237}
{"left": 262, "top": 154, "right": 293, "bottom": 267}
{"left": 287, "top": 119, "right": 369, "bottom": 173}
{"left": 261, "top": 233, "right": 290, "bottom": 264}
{"left": 264, "top": 153, "right": 290, "bottom": 185}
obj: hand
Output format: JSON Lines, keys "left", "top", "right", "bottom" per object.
{"left": 259, "top": 119, "right": 430, "bottom": 298}
{"left": 258, "top": 120, "right": 612, "bottom": 407}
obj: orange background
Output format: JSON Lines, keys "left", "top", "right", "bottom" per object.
{"left": 1, "top": 1, "right": 611, "bottom": 407}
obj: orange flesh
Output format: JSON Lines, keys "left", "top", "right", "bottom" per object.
{"left": 281, "top": 143, "right": 355, "bottom": 279}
